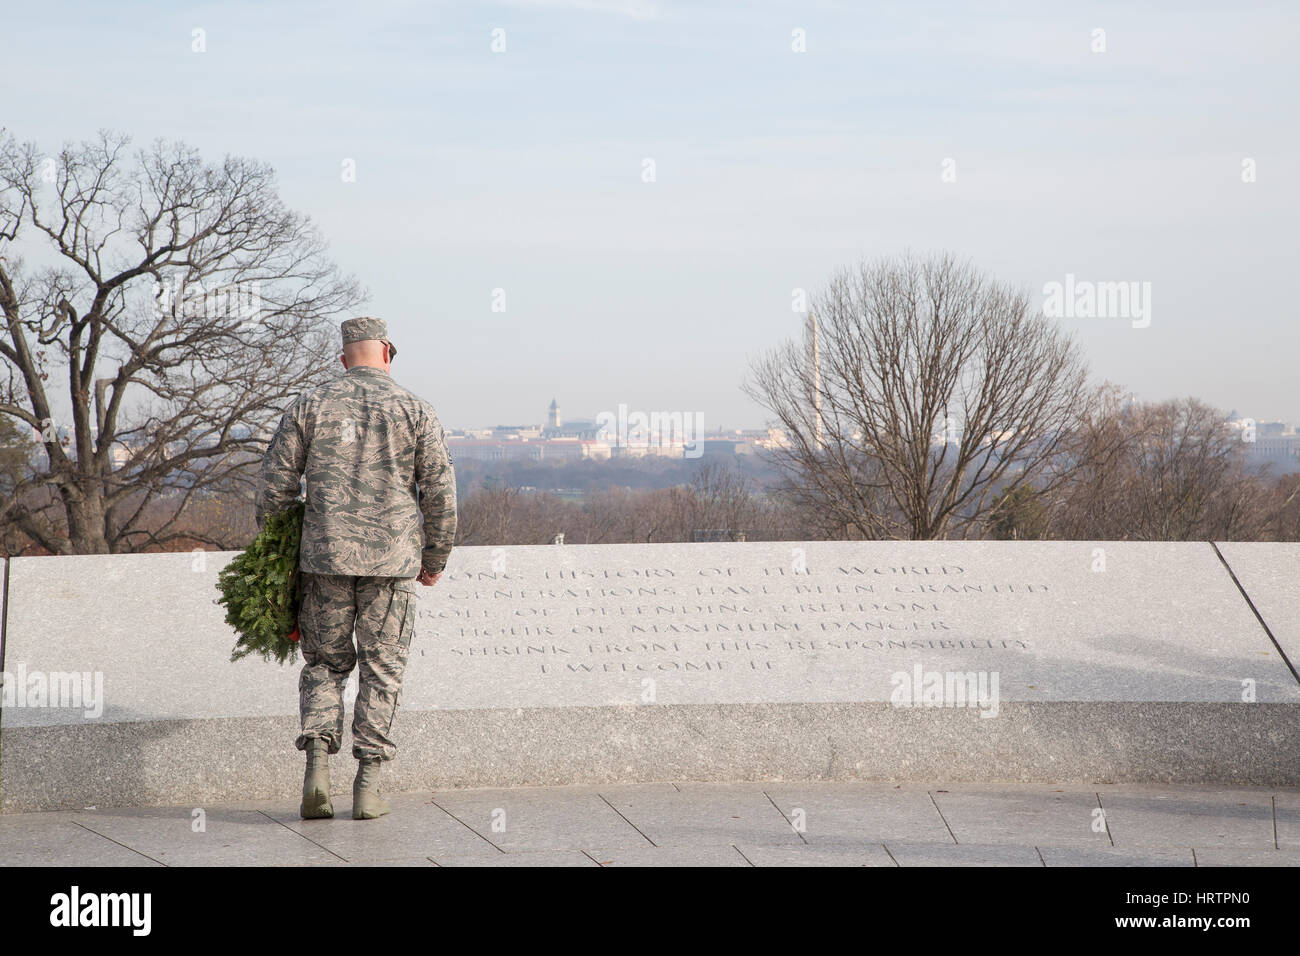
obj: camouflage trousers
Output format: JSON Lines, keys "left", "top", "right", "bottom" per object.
{"left": 295, "top": 573, "right": 417, "bottom": 761}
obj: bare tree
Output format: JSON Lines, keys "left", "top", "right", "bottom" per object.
{"left": 1049, "top": 396, "right": 1285, "bottom": 541}
{"left": 1127, "top": 399, "right": 1263, "bottom": 540}
{"left": 455, "top": 485, "right": 587, "bottom": 546}
{"left": 454, "top": 468, "right": 777, "bottom": 547}
{"left": 1261, "top": 473, "right": 1300, "bottom": 541}
{"left": 746, "top": 252, "right": 1095, "bottom": 539}
{"left": 585, "top": 485, "right": 686, "bottom": 544}
{"left": 454, "top": 484, "right": 519, "bottom": 546}
{"left": 680, "top": 461, "right": 761, "bottom": 540}
{"left": 1029, "top": 381, "right": 1133, "bottom": 538}
{"left": 0, "top": 131, "right": 362, "bottom": 554}
{"left": 584, "top": 486, "right": 650, "bottom": 543}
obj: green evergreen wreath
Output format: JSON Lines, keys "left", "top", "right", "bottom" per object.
{"left": 217, "top": 501, "right": 304, "bottom": 665}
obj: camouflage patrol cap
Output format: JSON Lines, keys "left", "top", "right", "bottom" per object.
{"left": 340, "top": 317, "right": 397, "bottom": 358}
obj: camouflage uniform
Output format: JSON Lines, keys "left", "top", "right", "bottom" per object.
{"left": 256, "top": 317, "right": 456, "bottom": 761}
{"left": 295, "top": 574, "right": 416, "bottom": 760}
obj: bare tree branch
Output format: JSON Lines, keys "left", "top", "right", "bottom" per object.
{"left": 744, "top": 251, "right": 1096, "bottom": 539}
{"left": 0, "top": 130, "right": 364, "bottom": 554}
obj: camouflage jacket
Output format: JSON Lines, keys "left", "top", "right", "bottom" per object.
{"left": 256, "top": 366, "right": 457, "bottom": 577}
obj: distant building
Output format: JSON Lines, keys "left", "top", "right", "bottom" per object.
{"left": 1252, "top": 429, "right": 1300, "bottom": 466}
{"left": 450, "top": 399, "right": 783, "bottom": 463}
{"left": 491, "top": 424, "right": 543, "bottom": 440}
{"left": 1226, "top": 415, "right": 1300, "bottom": 473}
{"left": 543, "top": 399, "right": 601, "bottom": 440}
{"left": 446, "top": 437, "right": 610, "bottom": 462}
{"left": 729, "top": 427, "right": 789, "bottom": 451}
{"left": 702, "top": 439, "right": 753, "bottom": 457}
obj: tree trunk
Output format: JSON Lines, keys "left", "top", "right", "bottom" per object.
{"left": 62, "top": 485, "right": 110, "bottom": 554}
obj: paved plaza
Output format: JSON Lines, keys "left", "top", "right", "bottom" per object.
{"left": 3, "top": 780, "right": 1298, "bottom": 867}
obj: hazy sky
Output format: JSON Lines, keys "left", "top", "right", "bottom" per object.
{"left": 4, "top": 0, "right": 1297, "bottom": 429}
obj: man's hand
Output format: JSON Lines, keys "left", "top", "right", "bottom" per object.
{"left": 417, "top": 568, "right": 441, "bottom": 587}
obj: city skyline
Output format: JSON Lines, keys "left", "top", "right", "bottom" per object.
{"left": 443, "top": 395, "right": 1300, "bottom": 435}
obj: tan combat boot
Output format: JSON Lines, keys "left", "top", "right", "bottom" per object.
{"left": 352, "top": 757, "right": 391, "bottom": 820}
{"left": 300, "top": 739, "right": 334, "bottom": 819}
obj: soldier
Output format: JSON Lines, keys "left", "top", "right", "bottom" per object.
{"left": 256, "top": 317, "right": 457, "bottom": 820}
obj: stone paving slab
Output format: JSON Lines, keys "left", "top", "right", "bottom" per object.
{"left": 1, "top": 782, "right": 1296, "bottom": 866}
{"left": 598, "top": 781, "right": 805, "bottom": 848}
{"left": 68, "top": 806, "right": 342, "bottom": 867}
{"left": 434, "top": 849, "right": 600, "bottom": 867}
{"left": 930, "top": 785, "right": 1109, "bottom": 847}
{"left": 761, "top": 781, "right": 952, "bottom": 845}
{"left": 1192, "top": 848, "right": 1300, "bottom": 866}
{"left": 1038, "top": 846, "right": 1195, "bottom": 867}
{"left": 587, "top": 844, "right": 752, "bottom": 866}
{"left": 263, "top": 791, "right": 501, "bottom": 863}
{"left": 427, "top": 782, "right": 660, "bottom": 852}
{"left": 1098, "top": 787, "right": 1277, "bottom": 848}
{"left": 884, "top": 843, "right": 1044, "bottom": 866}
{"left": 0, "top": 819, "right": 161, "bottom": 867}
{"left": 342, "top": 856, "right": 438, "bottom": 867}
{"left": 734, "top": 843, "right": 897, "bottom": 866}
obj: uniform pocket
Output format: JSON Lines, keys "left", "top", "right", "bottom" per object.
{"left": 398, "top": 589, "right": 415, "bottom": 648}
{"left": 298, "top": 576, "right": 317, "bottom": 652}
{"left": 376, "top": 582, "right": 415, "bottom": 649}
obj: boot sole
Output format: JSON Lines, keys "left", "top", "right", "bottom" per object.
{"left": 300, "top": 791, "right": 334, "bottom": 819}
{"left": 352, "top": 798, "right": 391, "bottom": 820}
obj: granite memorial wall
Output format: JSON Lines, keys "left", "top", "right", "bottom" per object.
{"left": 1, "top": 541, "right": 1297, "bottom": 811}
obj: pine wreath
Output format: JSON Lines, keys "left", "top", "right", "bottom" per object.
{"left": 217, "top": 501, "right": 305, "bottom": 665}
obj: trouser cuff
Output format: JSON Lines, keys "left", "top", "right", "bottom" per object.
{"left": 297, "top": 733, "right": 342, "bottom": 755}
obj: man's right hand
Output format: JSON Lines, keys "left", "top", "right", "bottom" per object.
{"left": 417, "top": 568, "right": 441, "bottom": 587}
